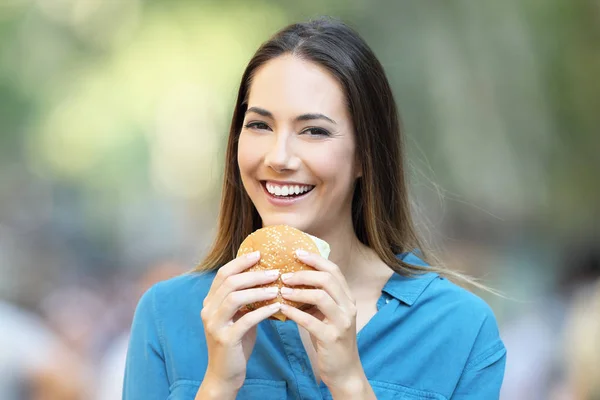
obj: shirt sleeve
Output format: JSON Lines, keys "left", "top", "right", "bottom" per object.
{"left": 451, "top": 310, "right": 507, "bottom": 400}
{"left": 123, "top": 284, "right": 171, "bottom": 399}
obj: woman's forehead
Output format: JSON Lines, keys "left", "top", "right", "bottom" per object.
{"left": 247, "top": 55, "right": 348, "bottom": 121}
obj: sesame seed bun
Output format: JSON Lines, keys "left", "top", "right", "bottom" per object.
{"left": 236, "top": 225, "right": 330, "bottom": 321}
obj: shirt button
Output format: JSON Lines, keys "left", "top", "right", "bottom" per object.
{"left": 385, "top": 298, "right": 390, "bottom": 304}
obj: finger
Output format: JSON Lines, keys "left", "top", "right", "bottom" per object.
{"left": 305, "top": 307, "right": 326, "bottom": 324}
{"left": 280, "top": 287, "right": 345, "bottom": 326}
{"left": 210, "top": 269, "right": 280, "bottom": 310}
{"left": 304, "top": 305, "right": 322, "bottom": 317}
{"left": 235, "top": 305, "right": 251, "bottom": 319}
{"left": 295, "top": 250, "right": 352, "bottom": 296}
{"left": 230, "top": 303, "right": 282, "bottom": 342}
{"left": 215, "top": 287, "right": 280, "bottom": 324}
{"left": 281, "top": 270, "right": 351, "bottom": 309}
{"left": 211, "top": 251, "right": 261, "bottom": 292}
{"left": 279, "top": 303, "right": 328, "bottom": 342}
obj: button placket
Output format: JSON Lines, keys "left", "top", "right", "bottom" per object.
{"left": 272, "top": 320, "right": 323, "bottom": 400}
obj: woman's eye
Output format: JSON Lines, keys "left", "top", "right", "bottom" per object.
{"left": 302, "top": 127, "right": 331, "bottom": 137}
{"left": 244, "top": 122, "right": 271, "bottom": 131}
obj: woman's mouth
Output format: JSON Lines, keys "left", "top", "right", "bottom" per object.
{"left": 261, "top": 181, "right": 315, "bottom": 205}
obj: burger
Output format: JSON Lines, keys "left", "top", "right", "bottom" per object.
{"left": 237, "top": 225, "right": 331, "bottom": 321}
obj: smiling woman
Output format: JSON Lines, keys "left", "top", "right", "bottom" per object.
{"left": 123, "top": 16, "right": 506, "bottom": 400}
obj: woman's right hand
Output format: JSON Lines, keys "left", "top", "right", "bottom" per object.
{"left": 198, "top": 251, "right": 281, "bottom": 396}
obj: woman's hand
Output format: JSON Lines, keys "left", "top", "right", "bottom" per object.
{"left": 199, "top": 251, "right": 281, "bottom": 394}
{"left": 278, "top": 250, "right": 370, "bottom": 396}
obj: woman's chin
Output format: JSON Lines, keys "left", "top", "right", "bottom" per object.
{"left": 260, "top": 216, "right": 312, "bottom": 232}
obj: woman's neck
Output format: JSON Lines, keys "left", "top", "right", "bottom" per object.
{"left": 313, "top": 219, "right": 381, "bottom": 286}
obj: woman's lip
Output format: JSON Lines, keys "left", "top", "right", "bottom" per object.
{"left": 261, "top": 180, "right": 315, "bottom": 187}
{"left": 261, "top": 182, "right": 314, "bottom": 206}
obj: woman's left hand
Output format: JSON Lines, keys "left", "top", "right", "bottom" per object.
{"left": 279, "top": 249, "right": 368, "bottom": 394}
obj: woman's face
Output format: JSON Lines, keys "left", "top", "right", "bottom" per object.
{"left": 238, "top": 55, "right": 361, "bottom": 237}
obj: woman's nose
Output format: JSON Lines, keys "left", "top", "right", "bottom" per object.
{"left": 263, "top": 133, "right": 298, "bottom": 172}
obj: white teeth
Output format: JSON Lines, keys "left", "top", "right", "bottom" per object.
{"left": 266, "top": 183, "right": 313, "bottom": 197}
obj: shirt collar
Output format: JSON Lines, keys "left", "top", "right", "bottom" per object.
{"left": 382, "top": 252, "right": 439, "bottom": 306}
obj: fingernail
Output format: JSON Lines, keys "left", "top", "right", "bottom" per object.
{"left": 264, "top": 269, "right": 280, "bottom": 277}
{"left": 246, "top": 251, "right": 260, "bottom": 260}
{"left": 281, "top": 287, "right": 293, "bottom": 295}
{"left": 295, "top": 249, "right": 308, "bottom": 258}
{"left": 265, "top": 287, "right": 279, "bottom": 294}
{"left": 281, "top": 273, "right": 293, "bottom": 282}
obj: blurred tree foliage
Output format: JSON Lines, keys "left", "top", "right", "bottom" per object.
{"left": 0, "top": 0, "right": 598, "bottom": 301}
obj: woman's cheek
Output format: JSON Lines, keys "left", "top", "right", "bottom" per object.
{"left": 237, "top": 133, "right": 258, "bottom": 171}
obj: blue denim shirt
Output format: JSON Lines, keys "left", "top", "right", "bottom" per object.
{"left": 123, "top": 253, "right": 506, "bottom": 399}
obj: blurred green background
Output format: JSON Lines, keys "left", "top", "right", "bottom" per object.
{"left": 1, "top": 0, "right": 598, "bottom": 399}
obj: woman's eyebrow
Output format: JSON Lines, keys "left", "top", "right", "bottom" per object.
{"left": 295, "top": 113, "right": 337, "bottom": 125}
{"left": 246, "top": 106, "right": 273, "bottom": 118}
{"left": 246, "top": 106, "right": 337, "bottom": 125}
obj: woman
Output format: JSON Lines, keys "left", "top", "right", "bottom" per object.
{"left": 124, "top": 17, "right": 506, "bottom": 399}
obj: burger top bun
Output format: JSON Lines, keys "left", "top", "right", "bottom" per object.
{"left": 236, "top": 225, "right": 330, "bottom": 321}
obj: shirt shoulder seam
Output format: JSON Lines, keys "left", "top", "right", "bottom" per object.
{"left": 464, "top": 339, "right": 506, "bottom": 371}
{"left": 150, "top": 283, "right": 168, "bottom": 359}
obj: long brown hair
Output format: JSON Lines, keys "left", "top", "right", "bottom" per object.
{"left": 194, "top": 17, "right": 493, "bottom": 291}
